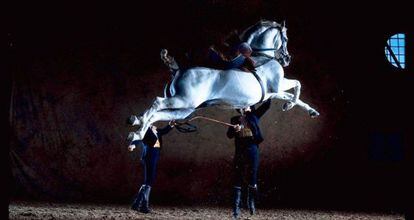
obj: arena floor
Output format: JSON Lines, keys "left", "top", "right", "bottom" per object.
{"left": 9, "top": 201, "right": 404, "bottom": 220}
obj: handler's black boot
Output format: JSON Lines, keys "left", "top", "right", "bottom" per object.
{"left": 232, "top": 186, "right": 242, "bottom": 219}
{"left": 131, "top": 185, "right": 145, "bottom": 211}
{"left": 139, "top": 185, "right": 152, "bottom": 213}
{"left": 247, "top": 185, "right": 258, "bottom": 215}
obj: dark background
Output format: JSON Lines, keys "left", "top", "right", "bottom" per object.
{"left": 7, "top": 0, "right": 412, "bottom": 215}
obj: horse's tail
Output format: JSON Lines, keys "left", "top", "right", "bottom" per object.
{"left": 163, "top": 69, "right": 180, "bottom": 98}
{"left": 163, "top": 81, "right": 171, "bottom": 98}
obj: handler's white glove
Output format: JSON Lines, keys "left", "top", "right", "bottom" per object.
{"left": 169, "top": 120, "right": 177, "bottom": 127}
{"left": 128, "top": 145, "right": 136, "bottom": 152}
{"left": 234, "top": 124, "right": 242, "bottom": 132}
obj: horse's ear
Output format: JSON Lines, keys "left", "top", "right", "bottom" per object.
{"left": 282, "top": 20, "right": 286, "bottom": 28}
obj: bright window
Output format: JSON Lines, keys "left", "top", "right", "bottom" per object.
{"left": 385, "top": 33, "right": 405, "bottom": 69}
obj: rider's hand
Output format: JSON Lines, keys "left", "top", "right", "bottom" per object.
{"left": 234, "top": 124, "right": 242, "bottom": 132}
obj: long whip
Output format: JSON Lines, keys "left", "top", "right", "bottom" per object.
{"left": 129, "top": 115, "right": 237, "bottom": 151}
{"left": 174, "top": 115, "right": 237, "bottom": 133}
{"left": 185, "top": 115, "right": 235, "bottom": 127}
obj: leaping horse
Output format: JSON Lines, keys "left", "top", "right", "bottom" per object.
{"left": 127, "top": 20, "right": 319, "bottom": 150}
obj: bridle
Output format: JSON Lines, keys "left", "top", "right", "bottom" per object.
{"left": 250, "top": 25, "right": 291, "bottom": 66}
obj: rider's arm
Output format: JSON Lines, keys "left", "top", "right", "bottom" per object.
{"left": 254, "top": 99, "right": 271, "bottom": 119}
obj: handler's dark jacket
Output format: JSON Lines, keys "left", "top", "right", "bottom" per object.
{"left": 142, "top": 125, "right": 173, "bottom": 148}
{"left": 227, "top": 99, "right": 271, "bottom": 145}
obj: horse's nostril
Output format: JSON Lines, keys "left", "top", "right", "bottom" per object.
{"left": 281, "top": 55, "right": 292, "bottom": 67}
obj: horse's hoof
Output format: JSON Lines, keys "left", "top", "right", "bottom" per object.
{"left": 309, "top": 110, "right": 320, "bottom": 118}
{"left": 282, "top": 102, "right": 294, "bottom": 111}
{"left": 127, "top": 115, "right": 140, "bottom": 126}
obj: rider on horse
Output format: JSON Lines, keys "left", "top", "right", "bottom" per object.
{"left": 161, "top": 29, "right": 257, "bottom": 74}
{"left": 208, "top": 30, "right": 256, "bottom": 73}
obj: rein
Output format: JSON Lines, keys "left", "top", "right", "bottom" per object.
{"left": 252, "top": 47, "right": 278, "bottom": 52}
{"left": 252, "top": 51, "right": 275, "bottom": 60}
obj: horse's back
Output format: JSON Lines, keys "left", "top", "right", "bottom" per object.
{"left": 169, "top": 58, "right": 283, "bottom": 108}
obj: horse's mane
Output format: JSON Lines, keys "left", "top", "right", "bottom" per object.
{"left": 240, "top": 19, "right": 282, "bottom": 41}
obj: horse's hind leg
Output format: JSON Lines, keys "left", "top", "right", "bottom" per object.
{"left": 147, "top": 108, "right": 195, "bottom": 125}
{"left": 128, "top": 96, "right": 166, "bottom": 127}
{"left": 129, "top": 96, "right": 193, "bottom": 127}
{"left": 157, "top": 96, "right": 195, "bottom": 109}
{"left": 128, "top": 108, "right": 195, "bottom": 144}
{"left": 279, "top": 78, "right": 301, "bottom": 111}
{"left": 128, "top": 96, "right": 196, "bottom": 140}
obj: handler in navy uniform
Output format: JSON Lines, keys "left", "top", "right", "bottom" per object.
{"left": 226, "top": 99, "right": 271, "bottom": 218}
{"left": 131, "top": 121, "right": 175, "bottom": 213}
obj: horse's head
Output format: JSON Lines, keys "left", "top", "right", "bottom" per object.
{"left": 274, "top": 21, "right": 291, "bottom": 67}
{"left": 241, "top": 20, "right": 291, "bottom": 67}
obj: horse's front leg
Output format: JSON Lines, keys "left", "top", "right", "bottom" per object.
{"left": 127, "top": 108, "right": 195, "bottom": 151}
{"left": 267, "top": 92, "right": 319, "bottom": 118}
{"left": 279, "top": 78, "right": 301, "bottom": 111}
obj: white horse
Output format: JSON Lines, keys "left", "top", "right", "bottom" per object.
{"left": 127, "top": 20, "right": 319, "bottom": 148}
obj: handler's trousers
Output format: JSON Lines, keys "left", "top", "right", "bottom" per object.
{"left": 233, "top": 140, "right": 259, "bottom": 187}
{"left": 141, "top": 145, "right": 160, "bottom": 186}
